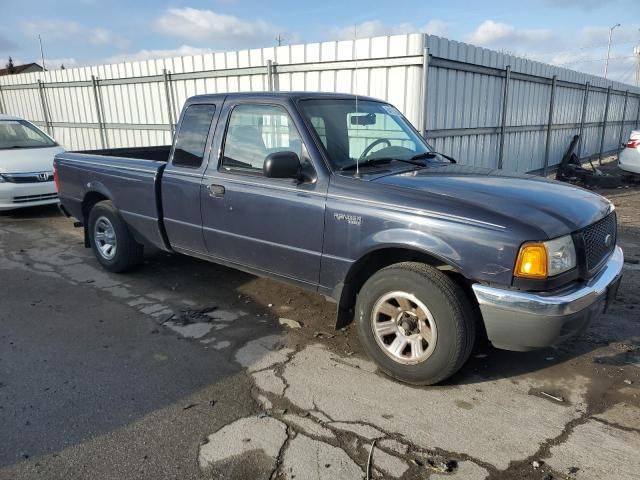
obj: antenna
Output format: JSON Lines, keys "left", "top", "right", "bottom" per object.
{"left": 354, "top": 24, "right": 360, "bottom": 178}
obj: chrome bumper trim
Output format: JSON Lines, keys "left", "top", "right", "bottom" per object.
{"left": 472, "top": 246, "right": 624, "bottom": 317}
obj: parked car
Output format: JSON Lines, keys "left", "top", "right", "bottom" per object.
{"left": 619, "top": 130, "right": 640, "bottom": 174}
{"left": 0, "top": 114, "right": 64, "bottom": 211}
{"left": 54, "top": 92, "right": 623, "bottom": 385}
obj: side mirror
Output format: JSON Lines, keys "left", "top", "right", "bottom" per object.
{"left": 263, "top": 151, "right": 301, "bottom": 179}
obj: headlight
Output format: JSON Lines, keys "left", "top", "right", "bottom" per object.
{"left": 514, "top": 235, "right": 576, "bottom": 279}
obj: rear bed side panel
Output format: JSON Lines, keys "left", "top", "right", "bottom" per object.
{"left": 55, "top": 152, "right": 167, "bottom": 250}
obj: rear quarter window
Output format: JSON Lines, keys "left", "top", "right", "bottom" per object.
{"left": 172, "top": 105, "right": 216, "bottom": 168}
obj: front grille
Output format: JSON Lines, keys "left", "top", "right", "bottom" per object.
{"left": 2, "top": 172, "right": 54, "bottom": 183}
{"left": 581, "top": 212, "right": 617, "bottom": 272}
{"left": 13, "top": 193, "right": 58, "bottom": 203}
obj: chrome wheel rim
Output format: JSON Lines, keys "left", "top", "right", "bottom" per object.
{"left": 371, "top": 291, "right": 437, "bottom": 365}
{"left": 94, "top": 216, "right": 117, "bottom": 260}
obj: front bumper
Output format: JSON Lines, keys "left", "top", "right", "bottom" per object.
{"left": 472, "top": 246, "right": 624, "bottom": 351}
{"left": 619, "top": 148, "right": 640, "bottom": 174}
{"left": 0, "top": 181, "right": 58, "bottom": 211}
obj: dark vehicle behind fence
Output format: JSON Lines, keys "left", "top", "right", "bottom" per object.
{"left": 54, "top": 92, "right": 623, "bottom": 385}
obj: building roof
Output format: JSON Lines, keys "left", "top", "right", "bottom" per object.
{"left": 0, "top": 62, "right": 43, "bottom": 76}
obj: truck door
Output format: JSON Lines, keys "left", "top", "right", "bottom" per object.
{"left": 162, "top": 102, "right": 221, "bottom": 254}
{"left": 200, "top": 101, "right": 327, "bottom": 287}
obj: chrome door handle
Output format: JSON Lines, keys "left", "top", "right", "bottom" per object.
{"left": 208, "top": 184, "right": 225, "bottom": 197}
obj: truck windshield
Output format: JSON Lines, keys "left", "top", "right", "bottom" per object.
{"left": 0, "top": 120, "right": 57, "bottom": 150}
{"left": 298, "top": 99, "right": 433, "bottom": 171}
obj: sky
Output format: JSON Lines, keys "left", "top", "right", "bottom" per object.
{"left": 1, "top": 0, "right": 639, "bottom": 84}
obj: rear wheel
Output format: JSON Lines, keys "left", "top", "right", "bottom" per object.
{"left": 355, "top": 262, "right": 476, "bottom": 385}
{"left": 88, "top": 200, "right": 143, "bottom": 273}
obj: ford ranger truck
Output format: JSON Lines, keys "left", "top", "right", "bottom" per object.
{"left": 54, "top": 92, "right": 623, "bottom": 385}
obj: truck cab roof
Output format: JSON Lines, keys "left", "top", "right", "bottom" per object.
{"left": 187, "top": 91, "right": 383, "bottom": 104}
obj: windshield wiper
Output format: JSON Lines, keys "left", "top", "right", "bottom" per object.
{"left": 341, "top": 154, "right": 449, "bottom": 172}
{"left": 410, "top": 151, "right": 456, "bottom": 163}
{"left": 2, "top": 145, "right": 32, "bottom": 149}
{"left": 340, "top": 158, "right": 395, "bottom": 171}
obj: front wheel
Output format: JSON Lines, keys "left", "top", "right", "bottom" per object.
{"left": 355, "top": 262, "right": 476, "bottom": 385}
{"left": 88, "top": 200, "right": 143, "bottom": 273}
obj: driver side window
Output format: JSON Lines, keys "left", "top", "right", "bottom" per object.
{"left": 347, "top": 111, "right": 416, "bottom": 159}
{"left": 221, "top": 104, "right": 308, "bottom": 176}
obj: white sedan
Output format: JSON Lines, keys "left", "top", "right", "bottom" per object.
{"left": 0, "top": 114, "right": 65, "bottom": 211}
{"left": 619, "top": 130, "right": 640, "bottom": 175}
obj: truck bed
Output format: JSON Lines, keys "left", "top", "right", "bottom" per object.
{"left": 54, "top": 148, "right": 169, "bottom": 251}
{"left": 77, "top": 145, "right": 171, "bottom": 162}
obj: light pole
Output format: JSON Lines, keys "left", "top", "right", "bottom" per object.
{"left": 604, "top": 23, "right": 620, "bottom": 79}
{"left": 38, "top": 34, "right": 46, "bottom": 72}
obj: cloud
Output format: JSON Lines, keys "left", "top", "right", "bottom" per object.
{"left": 578, "top": 24, "right": 639, "bottom": 48}
{"left": 21, "top": 20, "right": 128, "bottom": 50}
{"left": 424, "top": 20, "right": 449, "bottom": 37}
{"left": 331, "top": 19, "right": 449, "bottom": 40}
{"left": 466, "top": 20, "right": 554, "bottom": 49}
{"left": 154, "top": 8, "right": 278, "bottom": 48}
{"left": 464, "top": 19, "right": 640, "bottom": 83}
{"left": 103, "top": 45, "right": 214, "bottom": 64}
{"left": 90, "top": 28, "right": 129, "bottom": 49}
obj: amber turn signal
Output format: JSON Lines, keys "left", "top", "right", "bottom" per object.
{"left": 514, "top": 243, "right": 548, "bottom": 279}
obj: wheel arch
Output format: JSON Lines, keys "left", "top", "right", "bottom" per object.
{"left": 81, "top": 191, "right": 112, "bottom": 247}
{"left": 335, "top": 246, "right": 475, "bottom": 329}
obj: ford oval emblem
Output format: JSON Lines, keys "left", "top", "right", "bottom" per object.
{"left": 604, "top": 234, "right": 613, "bottom": 247}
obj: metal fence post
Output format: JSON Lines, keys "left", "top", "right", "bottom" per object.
{"left": 97, "top": 78, "right": 109, "bottom": 148}
{"left": 267, "top": 60, "right": 274, "bottom": 92}
{"left": 497, "top": 65, "right": 511, "bottom": 169}
{"left": 0, "top": 84, "right": 5, "bottom": 114}
{"left": 162, "top": 69, "right": 176, "bottom": 138}
{"left": 617, "top": 90, "right": 629, "bottom": 157}
{"left": 420, "top": 47, "right": 430, "bottom": 137}
{"left": 37, "top": 80, "right": 52, "bottom": 135}
{"left": 542, "top": 75, "right": 557, "bottom": 176}
{"left": 91, "top": 76, "right": 106, "bottom": 149}
{"left": 598, "top": 86, "right": 611, "bottom": 164}
{"left": 577, "top": 82, "right": 590, "bottom": 159}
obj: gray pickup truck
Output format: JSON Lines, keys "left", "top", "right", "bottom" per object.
{"left": 55, "top": 92, "right": 623, "bottom": 385}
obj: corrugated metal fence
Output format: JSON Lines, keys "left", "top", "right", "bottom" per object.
{"left": 1, "top": 33, "right": 639, "bottom": 174}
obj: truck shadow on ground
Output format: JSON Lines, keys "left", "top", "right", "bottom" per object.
{"left": 0, "top": 206, "right": 283, "bottom": 469}
{"left": 0, "top": 203, "right": 62, "bottom": 220}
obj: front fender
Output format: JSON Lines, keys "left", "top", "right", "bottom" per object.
{"left": 360, "top": 228, "right": 464, "bottom": 273}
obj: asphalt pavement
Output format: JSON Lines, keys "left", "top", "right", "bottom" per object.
{"left": 0, "top": 192, "right": 639, "bottom": 480}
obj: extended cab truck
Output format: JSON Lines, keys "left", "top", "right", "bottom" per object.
{"left": 54, "top": 92, "right": 624, "bottom": 385}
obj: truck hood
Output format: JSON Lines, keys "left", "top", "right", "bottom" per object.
{"left": 0, "top": 146, "right": 65, "bottom": 174}
{"left": 372, "top": 164, "right": 612, "bottom": 238}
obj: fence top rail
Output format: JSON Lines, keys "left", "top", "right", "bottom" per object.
{"left": 428, "top": 56, "right": 640, "bottom": 98}
{"left": 0, "top": 54, "right": 424, "bottom": 91}
{"left": 2, "top": 52, "right": 637, "bottom": 100}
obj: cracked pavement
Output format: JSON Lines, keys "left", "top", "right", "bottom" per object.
{"left": 1, "top": 186, "right": 639, "bottom": 480}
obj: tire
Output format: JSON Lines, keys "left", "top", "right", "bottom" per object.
{"left": 355, "top": 262, "right": 476, "bottom": 385}
{"left": 88, "top": 200, "right": 144, "bottom": 273}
